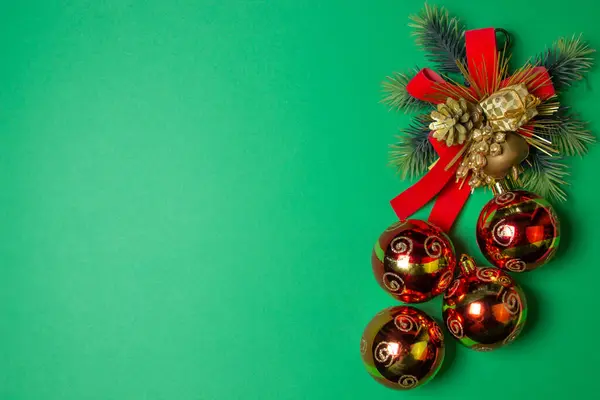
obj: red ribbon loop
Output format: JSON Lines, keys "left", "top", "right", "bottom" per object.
{"left": 465, "top": 28, "right": 498, "bottom": 94}
{"left": 406, "top": 69, "right": 452, "bottom": 104}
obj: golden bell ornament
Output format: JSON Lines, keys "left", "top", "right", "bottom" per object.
{"left": 483, "top": 132, "right": 529, "bottom": 179}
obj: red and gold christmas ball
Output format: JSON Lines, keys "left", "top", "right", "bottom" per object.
{"left": 476, "top": 190, "right": 560, "bottom": 272}
{"left": 442, "top": 255, "right": 527, "bottom": 351}
{"left": 371, "top": 219, "right": 456, "bottom": 303}
{"left": 360, "top": 306, "right": 445, "bottom": 390}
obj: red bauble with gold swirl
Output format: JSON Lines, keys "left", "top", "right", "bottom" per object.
{"left": 372, "top": 219, "right": 456, "bottom": 303}
{"left": 476, "top": 188, "right": 560, "bottom": 272}
{"left": 442, "top": 255, "right": 527, "bottom": 351}
{"left": 360, "top": 306, "right": 445, "bottom": 390}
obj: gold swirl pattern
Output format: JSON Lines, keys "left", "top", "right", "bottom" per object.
{"left": 390, "top": 236, "right": 413, "bottom": 255}
{"left": 492, "top": 219, "right": 515, "bottom": 247}
{"left": 444, "top": 279, "right": 461, "bottom": 299}
{"left": 505, "top": 258, "right": 526, "bottom": 272}
{"left": 476, "top": 268, "right": 498, "bottom": 282}
{"left": 447, "top": 316, "right": 464, "bottom": 338}
{"left": 374, "top": 341, "right": 399, "bottom": 367}
{"left": 382, "top": 272, "right": 405, "bottom": 293}
{"left": 360, "top": 338, "right": 367, "bottom": 355}
{"left": 495, "top": 192, "right": 516, "bottom": 205}
{"left": 474, "top": 345, "right": 493, "bottom": 352}
{"left": 430, "top": 324, "right": 444, "bottom": 342}
{"left": 502, "top": 290, "right": 521, "bottom": 315}
{"left": 394, "top": 315, "right": 416, "bottom": 333}
{"left": 424, "top": 235, "right": 443, "bottom": 258}
{"left": 497, "top": 275, "right": 512, "bottom": 286}
{"left": 437, "top": 269, "right": 453, "bottom": 291}
{"left": 504, "top": 324, "right": 524, "bottom": 345}
{"left": 398, "top": 375, "right": 418, "bottom": 389}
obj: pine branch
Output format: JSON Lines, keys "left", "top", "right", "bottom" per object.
{"left": 390, "top": 114, "right": 436, "bottom": 179}
{"left": 535, "top": 108, "right": 595, "bottom": 156}
{"left": 409, "top": 3, "right": 466, "bottom": 75}
{"left": 382, "top": 69, "right": 429, "bottom": 112}
{"left": 537, "top": 35, "right": 595, "bottom": 91}
{"left": 522, "top": 150, "right": 569, "bottom": 202}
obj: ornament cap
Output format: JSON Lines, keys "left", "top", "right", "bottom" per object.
{"left": 491, "top": 179, "right": 513, "bottom": 195}
{"left": 459, "top": 254, "right": 477, "bottom": 275}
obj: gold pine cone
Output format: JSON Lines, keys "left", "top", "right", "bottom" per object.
{"left": 429, "top": 98, "right": 482, "bottom": 146}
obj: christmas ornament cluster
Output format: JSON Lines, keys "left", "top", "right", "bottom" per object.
{"left": 360, "top": 4, "right": 594, "bottom": 391}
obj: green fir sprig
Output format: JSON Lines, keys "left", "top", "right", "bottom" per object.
{"left": 382, "top": 69, "right": 429, "bottom": 112}
{"left": 522, "top": 150, "right": 569, "bottom": 202}
{"left": 537, "top": 35, "right": 595, "bottom": 91}
{"left": 409, "top": 3, "right": 466, "bottom": 75}
{"left": 389, "top": 113, "right": 436, "bottom": 179}
{"left": 536, "top": 108, "right": 595, "bottom": 156}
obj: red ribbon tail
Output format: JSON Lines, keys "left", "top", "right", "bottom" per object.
{"left": 390, "top": 161, "right": 455, "bottom": 221}
{"left": 428, "top": 179, "right": 472, "bottom": 232}
{"left": 390, "top": 136, "right": 464, "bottom": 222}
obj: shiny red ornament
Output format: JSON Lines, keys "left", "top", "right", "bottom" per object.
{"left": 442, "top": 255, "right": 527, "bottom": 351}
{"left": 371, "top": 219, "right": 456, "bottom": 303}
{"left": 360, "top": 306, "right": 445, "bottom": 390}
{"left": 476, "top": 189, "right": 560, "bottom": 272}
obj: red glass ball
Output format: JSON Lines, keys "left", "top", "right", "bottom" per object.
{"left": 442, "top": 255, "right": 527, "bottom": 351}
{"left": 360, "top": 306, "right": 445, "bottom": 390}
{"left": 372, "top": 219, "right": 456, "bottom": 303}
{"left": 476, "top": 190, "right": 560, "bottom": 272}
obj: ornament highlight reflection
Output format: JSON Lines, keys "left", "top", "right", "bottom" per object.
{"left": 397, "top": 256, "right": 410, "bottom": 270}
{"left": 497, "top": 224, "right": 515, "bottom": 242}
{"left": 469, "top": 302, "right": 482, "bottom": 317}
{"left": 387, "top": 342, "right": 400, "bottom": 356}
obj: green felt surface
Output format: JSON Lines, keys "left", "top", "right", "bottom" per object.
{"left": 0, "top": 1, "right": 598, "bottom": 399}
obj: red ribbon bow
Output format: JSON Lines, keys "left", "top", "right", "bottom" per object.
{"left": 390, "top": 28, "right": 555, "bottom": 232}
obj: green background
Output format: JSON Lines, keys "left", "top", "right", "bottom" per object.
{"left": 0, "top": 0, "right": 597, "bottom": 399}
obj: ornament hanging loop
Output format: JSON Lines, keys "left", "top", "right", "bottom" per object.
{"left": 495, "top": 28, "right": 512, "bottom": 51}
